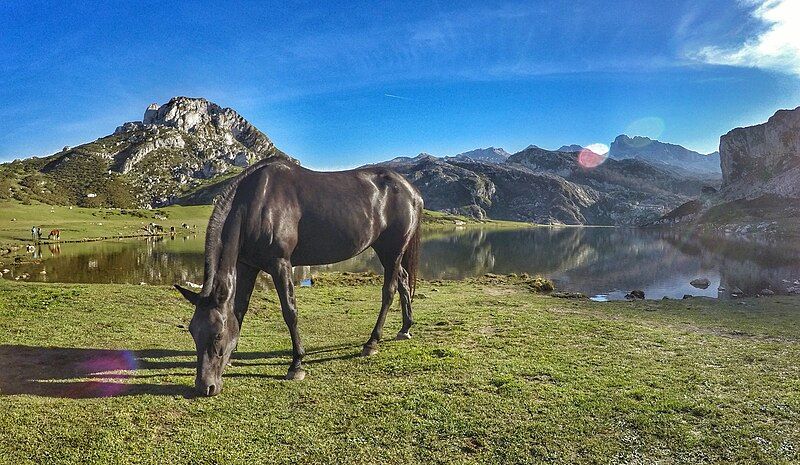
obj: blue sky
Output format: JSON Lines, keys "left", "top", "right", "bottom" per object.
{"left": 1, "top": 0, "right": 799, "bottom": 169}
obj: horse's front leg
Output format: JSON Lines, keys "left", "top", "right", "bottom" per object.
{"left": 233, "top": 261, "right": 260, "bottom": 332}
{"left": 269, "top": 258, "right": 306, "bottom": 380}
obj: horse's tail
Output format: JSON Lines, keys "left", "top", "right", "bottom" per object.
{"left": 402, "top": 221, "right": 421, "bottom": 301}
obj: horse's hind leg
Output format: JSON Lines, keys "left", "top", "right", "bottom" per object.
{"left": 362, "top": 249, "right": 401, "bottom": 357}
{"left": 395, "top": 266, "right": 413, "bottom": 340}
{"left": 268, "top": 258, "right": 306, "bottom": 380}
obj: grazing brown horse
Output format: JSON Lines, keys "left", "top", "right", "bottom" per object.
{"left": 48, "top": 229, "right": 60, "bottom": 240}
{"left": 175, "top": 157, "right": 423, "bottom": 396}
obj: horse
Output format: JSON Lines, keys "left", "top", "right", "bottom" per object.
{"left": 48, "top": 229, "right": 60, "bottom": 240}
{"left": 174, "top": 157, "right": 423, "bottom": 397}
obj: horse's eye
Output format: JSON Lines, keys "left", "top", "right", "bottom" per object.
{"left": 214, "top": 333, "right": 223, "bottom": 341}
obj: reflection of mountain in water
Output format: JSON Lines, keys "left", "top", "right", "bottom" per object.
{"left": 7, "top": 227, "right": 800, "bottom": 299}
{"left": 663, "top": 233, "right": 800, "bottom": 295}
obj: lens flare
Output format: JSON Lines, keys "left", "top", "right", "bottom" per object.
{"left": 73, "top": 350, "right": 138, "bottom": 397}
{"left": 578, "top": 143, "right": 608, "bottom": 169}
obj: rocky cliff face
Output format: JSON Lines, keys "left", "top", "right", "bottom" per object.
{"left": 27, "top": 97, "right": 285, "bottom": 207}
{"left": 609, "top": 135, "right": 720, "bottom": 175}
{"left": 655, "top": 106, "right": 800, "bottom": 235}
{"left": 719, "top": 106, "right": 800, "bottom": 199}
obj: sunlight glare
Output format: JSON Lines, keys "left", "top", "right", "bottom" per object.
{"left": 578, "top": 143, "right": 608, "bottom": 169}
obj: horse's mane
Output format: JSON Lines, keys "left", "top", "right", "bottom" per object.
{"left": 201, "top": 155, "right": 283, "bottom": 296}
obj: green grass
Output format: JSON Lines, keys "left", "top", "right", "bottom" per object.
{"left": 421, "top": 209, "right": 532, "bottom": 229}
{"left": 0, "top": 278, "right": 798, "bottom": 464}
{"left": 0, "top": 201, "right": 212, "bottom": 249}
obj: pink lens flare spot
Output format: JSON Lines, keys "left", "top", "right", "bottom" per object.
{"left": 578, "top": 147, "right": 607, "bottom": 169}
{"left": 74, "top": 350, "right": 138, "bottom": 397}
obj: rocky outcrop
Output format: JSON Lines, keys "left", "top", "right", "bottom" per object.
{"left": 144, "top": 97, "right": 274, "bottom": 155}
{"left": 31, "top": 97, "right": 286, "bottom": 208}
{"left": 609, "top": 135, "right": 720, "bottom": 175}
{"left": 719, "top": 106, "right": 800, "bottom": 199}
{"left": 656, "top": 106, "right": 800, "bottom": 235}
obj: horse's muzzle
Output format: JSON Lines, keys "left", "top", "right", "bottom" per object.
{"left": 196, "top": 378, "right": 222, "bottom": 397}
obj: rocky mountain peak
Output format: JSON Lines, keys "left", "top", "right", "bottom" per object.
{"left": 37, "top": 97, "right": 284, "bottom": 208}
{"left": 609, "top": 134, "right": 720, "bottom": 175}
{"left": 556, "top": 144, "right": 584, "bottom": 152}
{"left": 143, "top": 103, "right": 159, "bottom": 124}
{"left": 130, "top": 97, "right": 274, "bottom": 155}
{"left": 449, "top": 147, "right": 511, "bottom": 163}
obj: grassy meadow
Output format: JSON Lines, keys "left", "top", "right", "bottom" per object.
{"left": 0, "top": 277, "right": 798, "bottom": 464}
{"left": 0, "top": 201, "right": 212, "bottom": 248}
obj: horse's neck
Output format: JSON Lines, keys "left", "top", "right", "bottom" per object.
{"left": 208, "top": 260, "right": 237, "bottom": 305}
{"left": 203, "top": 210, "right": 242, "bottom": 303}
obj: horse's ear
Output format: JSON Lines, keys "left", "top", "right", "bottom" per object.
{"left": 174, "top": 284, "right": 200, "bottom": 305}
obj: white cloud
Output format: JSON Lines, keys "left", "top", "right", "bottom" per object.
{"left": 692, "top": 0, "right": 800, "bottom": 76}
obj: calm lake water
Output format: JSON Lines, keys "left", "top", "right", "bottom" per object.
{"left": 4, "top": 227, "right": 800, "bottom": 300}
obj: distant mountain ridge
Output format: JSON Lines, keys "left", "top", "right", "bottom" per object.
{"left": 369, "top": 145, "right": 710, "bottom": 225}
{"left": 447, "top": 147, "right": 511, "bottom": 163}
{"left": 556, "top": 144, "right": 585, "bottom": 152}
{"left": 400, "top": 138, "right": 720, "bottom": 177}
{"left": 608, "top": 135, "right": 720, "bottom": 174}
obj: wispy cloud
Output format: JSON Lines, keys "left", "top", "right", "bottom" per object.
{"left": 384, "top": 93, "right": 411, "bottom": 101}
{"left": 691, "top": 0, "right": 800, "bottom": 76}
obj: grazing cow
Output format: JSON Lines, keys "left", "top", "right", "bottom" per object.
{"left": 48, "top": 229, "right": 60, "bottom": 240}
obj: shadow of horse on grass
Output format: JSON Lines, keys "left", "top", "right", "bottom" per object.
{"left": 0, "top": 344, "right": 359, "bottom": 399}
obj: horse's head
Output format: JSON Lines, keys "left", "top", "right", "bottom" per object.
{"left": 175, "top": 285, "right": 239, "bottom": 397}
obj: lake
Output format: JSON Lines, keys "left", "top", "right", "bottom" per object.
{"left": 4, "top": 227, "right": 800, "bottom": 300}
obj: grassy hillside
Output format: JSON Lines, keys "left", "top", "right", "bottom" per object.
{"left": 0, "top": 278, "right": 797, "bottom": 463}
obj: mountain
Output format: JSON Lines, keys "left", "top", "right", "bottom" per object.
{"left": 448, "top": 147, "right": 511, "bottom": 163}
{"left": 718, "top": 106, "right": 800, "bottom": 199}
{"left": 369, "top": 146, "right": 708, "bottom": 225}
{"left": 608, "top": 135, "right": 720, "bottom": 175}
{"left": 556, "top": 144, "right": 584, "bottom": 152}
{"left": 0, "top": 97, "right": 287, "bottom": 208}
{"left": 657, "top": 106, "right": 800, "bottom": 235}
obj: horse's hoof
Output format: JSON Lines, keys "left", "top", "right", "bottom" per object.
{"left": 395, "top": 331, "right": 412, "bottom": 340}
{"left": 361, "top": 346, "right": 378, "bottom": 357}
{"left": 284, "top": 369, "right": 306, "bottom": 381}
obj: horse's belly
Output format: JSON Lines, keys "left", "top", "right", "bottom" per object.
{"left": 289, "top": 218, "right": 379, "bottom": 266}
{"left": 290, "top": 238, "right": 371, "bottom": 266}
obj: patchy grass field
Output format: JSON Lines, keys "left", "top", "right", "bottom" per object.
{"left": 421, "top": 210, "right": 532, "bottom": 229}
{"left": 0, "top": 201, "right": 212, "bottom": 248}
{"left": 0, "top": 278, "right": 798, "bottom": 464}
